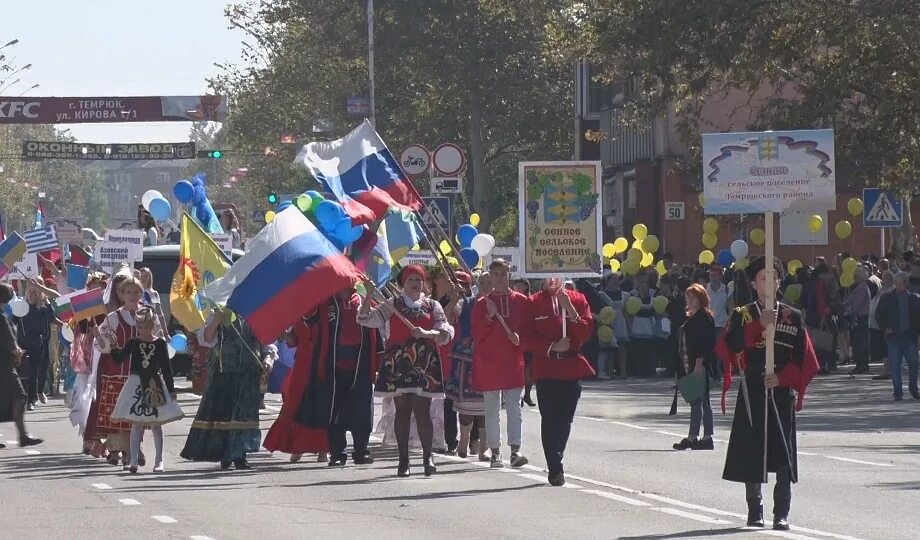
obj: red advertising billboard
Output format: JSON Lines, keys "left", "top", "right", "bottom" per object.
{"left": 0, "top": 95, "right": 226, "bottom": 124}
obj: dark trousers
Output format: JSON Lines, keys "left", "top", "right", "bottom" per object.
{"left": 327, "top": 370, "right": 373, "bottom": 459}
{"left": 25, "top": 345, "right": 49, "bottom": 404}
{"left": 850, "top": 317, "right": 870, "bottom": 370}
{"left": 444, "top": 398, "right": 458, "bottom": 451}
{"left": 536, "top": 379, "right": 581, "bottom": 475}
{"left": 745, "top": 465, "right": 792, "bottom": 519}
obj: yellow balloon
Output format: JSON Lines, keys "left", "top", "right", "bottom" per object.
{"left": 622, "top": 260, "right": 639, "bottom": 275}
{"left": 632, "top": 223, "right": 648, "bottom": 241}
{"left": 750, "top": 228, "right": 765, "bottom": 246}
{"left": 470, "top": 213, "right": 481, "bottom": 226}
{"left": 610, "top": 258, "right": 621, "bottom": 272}
{"left": 439, "top": 240, "right": 452, "bottom": 255}
{"left": 632, "top": 239, "right": 645, "bottom": 251}
{"left": 613, "top": 237, "right": 629, "bottom": 254}
{"left": 699, "top": 250, "right": 714, "bottom": 264}
{"left": 835, "top": 220, "right": 852, "bottom": 240}
{"left": 599, "top": 306, "right": 616, "bottom": 325}
{"left": 597, "top": 325, "right": 615, "bottom": 345}
{"left": 656, "top": 260, "right": 667, "bottom": 275}
{"left": 446, "top": 256, "right": 460, "bottom": 268}
{"left": 734, "top": 257, "right": 749, "bottom": 271}
{"left": 642, "top": 234, "right": 660, "bottom": 254}
{"left": 602, "top": 243, "right": 616, "bottom": 258}
{"left": 702, "top": 217, "right": 719, "bottom": 235}
{"left": 840, "top": 272, "right": 855, "bottom": 288}
{"left": 264, "top": 210, "right": 276, "bottom": 224}
{"left": 698, "top": 192, "right": 705, "bottom": 208}
{"left": 808, "top": 214, "right": 824, "bottom": 234}
{"left": 788, "top": 259, "right": 803, "bottom": 275}
{"left": 626, "top": 296, "right": 642, "bottom": 315}
{"left": 847, "top": 197, "right": 864, "bottom": 217}
{"left": 842, "top": 257, "right": 859, "bottom": 274}
{"left": 627, "top": 248, "right": 643, "bottom": 262}
{"left": 784, "top": 284, "right": 802, "bottom": 304}
{"left": 702, "top": 232, "right": 718, "bottom": 249}
{"left": 641, "top": 252, "right": 654, "bottom": 268}
{"left": 652, "top": 295, "right": 669, "bottom": 315}
{"left": 412, "top": 244, "right": 420, "bottom": 251}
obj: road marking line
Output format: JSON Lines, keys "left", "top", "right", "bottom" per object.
{"left": 574, "top": 415, "right": 605, "bottom": 422}
{"left": 786, "top": 526, "right": 864, "bottom": 540}
{"left": 152, "top": 516, "right": 177, "bottom": 524}
{"left": 799, "top": 451, "right": 818, "bottom": 456}
{"left": 652, "top": 507, "right": 731, "bottom": 524}
{"left": 654, "top": 430, "right": 684, "bottom": 437}
{"left": 760, "top": 531, "right": 825, "bottom": 540}
{"left": 517, "top": 473, "right": 549, "bottom": 483}
{"left": 639, "top": 493, "right": 745, "bottom": 518}
{"left": 583, "top": 489, "right": 651, "bottom": 507}
{"left": 23, "top": 449, "right": 40, "bottom": 455}
{"left": 190, "top": 537, "right": 215, "bottom": 540}
{"left": 609, "top": 421, "right": 649, "bottom": 430}
{"left": 91, "top": 483, "right": 112, "bottom": 490}
{"left": 562, "top": 483, "right": 583, "bottom": 489}
{"left": 119, "top": 499, "right": 140, "bottom": 506}
{"left": 563, "top": 473, "right": 641, "bottom": 494}
{"left": 4, "top": 440, "right": 17, "bottom": 446}
{"left": 263, "top": 405, "right": 280, "bottom": 412}
{"left": 824, "top": 455, "right": 892, "bottom": 467}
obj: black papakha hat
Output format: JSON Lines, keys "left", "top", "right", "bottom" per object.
{"left": 745, "top": 256, "right": 783, "bottom": 282}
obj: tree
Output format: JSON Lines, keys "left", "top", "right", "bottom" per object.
{"left": 552, "top": 0, "right": 920, "bottom": 254}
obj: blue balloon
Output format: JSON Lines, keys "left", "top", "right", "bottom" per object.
{"left": 717, "top": 248, "right": 734, "bottom": 267}
{"left": 148, "top": 197, "right": 172, "bottom": 222}
{"left": 277, "top": 200, "right": 293, "bottom": 212}
{"left": 457, "top": 224, "right": 478, "bottom": 248}
{"left": 173, "top": 180, "right": 194, "bottom": 204}
{"left": 170, "top": 333, "right": 188, "bottom": 353}
{"left": 304, "top": 190, "right": 321, "bottom": 199}
{"left": 333, "top": 218, "right": 363, "bottom": 244}
{"left": 459, "top": 247, "right": 480, "bottom": 268}
{"left": 314, "top": 200, "right": 344, "bottom": 226}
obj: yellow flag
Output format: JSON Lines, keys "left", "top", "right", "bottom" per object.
{"left": 170, "top": 213, "right": 231, "bottom": 332}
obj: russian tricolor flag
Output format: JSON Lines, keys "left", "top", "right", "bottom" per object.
{"left": 295, "top": 120, "right": 423, "bottom": 226}
{"left": 203, "top": 207, "right": 364, "bottom": 343}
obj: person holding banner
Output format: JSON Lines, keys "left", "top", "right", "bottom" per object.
{"left": 717, "top": 256, "right": 819, "bottom": 531}
{"left": 0, "top": 283, "right": 43, "bottom": 450}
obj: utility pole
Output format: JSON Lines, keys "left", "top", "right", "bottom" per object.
{"left": 367, "top": 0, "right": 376, "bottom": 127}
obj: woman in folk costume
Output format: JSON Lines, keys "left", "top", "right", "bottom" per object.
{"left": 716, "top": 256, "right": 819, "bottom": 531}
{"left": 264, "top": 287, "right": 379, "bottom": 466}
{"left": 180, "top": 307, "right": 276, "bottom": 470}
{"left": 69, "top": 273, "right": 108, "bottom": 456}
{"left": 358, "top": 265, "right": 454, "bottom": 477}
{"left": 95, "top": 271, "right": 161, "bottom": 468}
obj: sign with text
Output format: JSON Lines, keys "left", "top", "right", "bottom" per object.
{"left": 486, "top": 246, "right": 522, "bottom": 274}
{"left": 0, "top": 95, "right": 226, "bottom": 124}
{"left": 210, "top": 233, "right": 234, "bottom": 256}
{"left": 780, "top": 211, "right": 828, "bottom": 246}
{"left": 54, "top": 218, "right": 83, "bottom": 245}
{"left": 399, "top": 250, "right": 437, "bottom": 268}
{"left": 664, "top": 202, "right": 685, "bottom": 220}
{"left": 702, "top": 129, "right": 835, "bottom": 215}
{"left": 12, "top": 252, "right": 39, "bottom": 278}
{"left": 23, "top": 141, "right": 196, "bottom": 161}
{"left": 94, "top": 241, "right": 133, "bottom": 272}
{"left": 518, "top": 161, "right": 603, "bottom": 278}
{"left": 104, "top": 229, "right": 145, "bottom": 261}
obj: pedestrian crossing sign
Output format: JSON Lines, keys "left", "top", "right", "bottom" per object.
{"left": 421, "top": 196, "right": 452, "bottom": 232}
{"left": 862, "top": 188, "right": 903, "bottom": 228}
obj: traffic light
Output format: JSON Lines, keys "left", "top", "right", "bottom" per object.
{"left": 267, "top": 192, "right": 279, "bottom": 205}
{"left": 197, "top": 149, "right": 225, "bottom": 159}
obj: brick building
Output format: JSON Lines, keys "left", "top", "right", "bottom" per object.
{"left": 93, "top": 159, "right": 192, "bottom": 228}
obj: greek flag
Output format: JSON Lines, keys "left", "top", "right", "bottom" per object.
{"left": 23, "top": 225, "right": 58, "bottom": 254}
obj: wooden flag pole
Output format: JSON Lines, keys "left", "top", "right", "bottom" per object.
{"left": 763, "top": 210, "right": 776, "bottom": 483}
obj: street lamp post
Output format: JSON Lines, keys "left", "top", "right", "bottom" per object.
{"left": 16, "top": 83, "right": 38, "bottom": 97}
{"left": 0, "top": 63, "right": 32, "bottom": 89}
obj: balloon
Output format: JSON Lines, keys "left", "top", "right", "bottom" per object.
{"left": 597, "top": 325, "right": 615, "bottom": 345}
{"left": 787, "top": 259, "right": 803, "bottom": 275}
{"left": 457, "top": 224, "right": 478, "bottom": 247}
{"left": 310, "top": 194, "right": 326, "bottom": 210}
{"left": 627, "top": 248, "right": 643, "bottom": 262}
{"left": 840, "top": 272, "right": 855, "bottom": 288}
{"left": 652, "top": 295, "right": 669, "bottom": 315}
{"left": 784, "top": 284, "right": 802, "bottom": 304}
{"left": 699, "top": 250, "right": 714, "bottom": 265}
{"left": 265, "top": 210, "right": 276, "bottom": 224}
{"left": 750, "top": 228, "right": 765, "bottom": 246}
{"left": 835, "top": 220, "right": 852, "bottom": 240}
{"left": 602, "top": 243, "right": 616, "bottom": 258}
{"left": 355, "top": 282, "right": 368, "bottom": 298}
{"left": 598, "top": 307, "right": 616, "bottom": 325}
{"left": 632, "top": 239, "right": 645, "bottom": 252}
{"left": 656, "top": 260, "right": 667, "bottom": 275}
{"left": 295, "top": 194, "right": 313, "bottom": 213}
{"left": 622, "top": 260, "right": 639, "bottom": 275}
{"left": 613, "top": 237, "right": 629, "bottom": 254}
{"left": 698, "top": 192, "right": 705, "bottom": 208}
{"left": 642, "top": 235, "right": 660, "bottom": 254}
{"left": 842, "top": 257, "right": 859, "bottom": 274}
{"left": 173, "top": 181, "right": 194, "bottom": 204}
{"left": 717, "top": 249, "right": 734, "bottom": 267}
{"left": 10, "top": 298, "right": 28, "bottom": 318}
{"left": 730, "top": 239, "right": 749, "bottom": 260}
{"left": 632, "top": 223, "right": 648, "bottom": 241}
{"left": 334, "top": 218, "right": 363, "bottom": 244}
{"left": 702, "top": 217, "right": 719, "bottom": 235}
{"left": 314, "top": 201, "right": 344, "bottom": 226}
{"left": 609, "top": 259, "right": 621, "bottom": 272}
{"left": 641, "top": 252, "right": 654, "bottom": 268}
{"left": 277, "top": 200, "right": 293, "bottom": 212}
{"left": 304, "top": 190, "right": 321, "bottom": 199}
{"left": 61, "top": 324, "right": 74, "bottom": 343}
{"left": 469, "top": 213, "right": 481, "bottom": 227}
{"left": 626, "top": 296, "right": 642, "bottom": 315}
{"left": 808, "top": 214, "right": 824, "bottom": 234}
{"left": 141, "top": 189, "right": 164, "bottom": 210}
{"left": 439, "top": 240, "right": 452, "bottom": 255}
{"left": 459, "top": 247, "right": 480, "bottom": 268}
{"left": 471, "top": 234, "right": 495, "bottom": 257}
{"left": 148, "top": 197, "right": 172, "bottom": 222}
{"left": 847, "top": 197, "right": 864, "bottom": 217}
{"left": 702, "top": 232, "right": 718, "bottom": 249}
{"left": 167, "top": 344, "right": 176, "bottom": 359}
{"left": 734, "top": 257, "right": 749, "bottom": 271}
{"left": 170, "top": 333, "right": 188, "bottom": 353}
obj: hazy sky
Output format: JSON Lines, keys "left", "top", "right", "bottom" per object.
{"left": 5, "top": 0, "right": 244, "bottom": 143}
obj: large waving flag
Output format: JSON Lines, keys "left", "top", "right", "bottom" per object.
{"left": 70, "top": 287, "right": 106, "bottom": 322}
{"left": 383, "top": 210, "right": 424, "bottom": 262}
{"left": 170, "top": 213, "right": 231, "bottom": 332}
{"left": 203, "top": 207, "right": 364, "bottom": 343}
{"left": 352, "top": 222, "right": 392, "bottom": 287}
{"left": 295, "top": 120, "right": 423, "bottom": 226}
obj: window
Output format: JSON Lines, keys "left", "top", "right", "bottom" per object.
{"left": 156, "top": 172, "right": 170, "bottom": 184}
{"left": 587, "top": 64, "right": 613, "bottom": 114}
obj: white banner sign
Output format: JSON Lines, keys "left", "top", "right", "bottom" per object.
{"left": 399, "top": 250, "right": 436, "bottom": 268}
{"left": 486, "top": 246, "right": 522, "bottom": 274}
{"left": 12, "top": 252, "right": 39, "bottom": 278}
{"left": 104, "top": 229, "right": 145, "bottom": 261}
{"left": 780, "top": 211, "right": 828, "bottom": 246}
{"left": 210, "top": 233, "right": 234, "bottom": 256}
{"left": 94, "top": 241, "right": 134, "bottom": 272}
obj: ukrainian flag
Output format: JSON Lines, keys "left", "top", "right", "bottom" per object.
{"left": 170, "top": 213, "right": 231, "bottom": 332}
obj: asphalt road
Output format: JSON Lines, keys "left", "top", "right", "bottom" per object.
{"left": 1, "top": 366, "right": 917, "bottom": 540}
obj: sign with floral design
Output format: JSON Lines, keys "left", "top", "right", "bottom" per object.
{"left": 518, "top": 161, "right": 603, "bottom": 278}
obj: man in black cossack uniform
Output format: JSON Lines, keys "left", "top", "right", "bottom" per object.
{"left": 716, "top": 256, "right": 819, "bottom": 531}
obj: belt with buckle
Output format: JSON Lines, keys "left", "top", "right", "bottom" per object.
{"left": 549, "top": 351, "right": 571, "bottom": 360}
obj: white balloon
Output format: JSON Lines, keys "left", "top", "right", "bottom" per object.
{"left": 471, "top": 233, "right": 496, "bottom": 257}
{"left": 10, "top": 298, "right": 29, "bottom": 318}
{"left": 730, "top": 239, "right": 749, "bottom": 260}
{"left": 141, "top": 189, "right": 164, "bottom": 211}
{"left": 167, "top": 344, "right": 176, "bottom": 359}
{"left": 61, "top": 324, "right": 74, "bottom": 343}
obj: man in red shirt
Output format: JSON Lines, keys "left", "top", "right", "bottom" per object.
{"left": 472, "top": 259, "right": 530, "bottom": 468}
{"left": 523, "top": 278, "right": 595, "bottom": 486}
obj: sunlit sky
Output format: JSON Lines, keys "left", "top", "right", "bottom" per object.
{"left": 4, "top": 0, "right": 244, "bottom": 143}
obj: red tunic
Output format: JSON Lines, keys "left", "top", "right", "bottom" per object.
{"left": 523, "top": 290, "right": 595, "bottom": 381}
{"left": 471, "top": 290, "right": 529, "bottom": 391}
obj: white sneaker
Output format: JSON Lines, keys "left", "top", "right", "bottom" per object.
{"left": 38, "top": 393, "right": 47, "bottom": 404}
{"left": 153, "top": 462, "right": 164, "bottom": 473}
{"left": 490, "top": 452, "right": 504, "bottom": 468}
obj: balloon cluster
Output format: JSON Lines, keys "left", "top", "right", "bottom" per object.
{"left": 174, "top": 173, "right": 222, "bottom": 233}
{"left": 839, "top": 257, "right": 860, "bottom": 287}
{"left": 601, "top": 223, "right": 659, "bottom": 276}
{"left": 275, "top": 190, "right": 364, "bottom": 251}
{"left": 446, "top": 217, "right": 495, "bottom": 269}
{"left": 597, "top": 306, "right": 616, "bottom": 345}
{"left": 141, "top": 189, "right": 172, "bottom": 222}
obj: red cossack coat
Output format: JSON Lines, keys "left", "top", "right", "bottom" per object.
{"left": 471, "top": 290, "right": 529, "bottom": 391}
{"left": 523, "top": 289, "right": 595, "bottom": 381}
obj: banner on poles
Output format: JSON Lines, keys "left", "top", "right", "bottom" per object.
{"left": 518, "top": 162, "right": 603, "bottom": 278}
{"left": 702, "top": 129, "right": 836, "bottom": 215}
{"left": 0, "top": 95, "right": 226, "bottom": 124}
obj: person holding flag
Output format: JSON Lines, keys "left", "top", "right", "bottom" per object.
{"left": 0, "top": 283, "right": 43, "bottom": 450}
{"left": 15, "top": 276, "right": 62, "bottom": 410}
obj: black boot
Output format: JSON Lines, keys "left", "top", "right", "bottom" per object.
{"left": 423, "top": 454, "right": 437, "bottom": 477}
{"left": 397, "top": 456, "right": 410, "bottom": 477}
{"left": 773, "top": 469, "right": 792, "bottom": 530}
{"left": 233, "top": 458, "right": 252, "bottom": 470}
{"left": 745, "top": 483, "right": 765, "bottom": 527}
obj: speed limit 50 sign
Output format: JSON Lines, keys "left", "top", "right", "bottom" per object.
{"left": 665, "top": 202, "right": 685, "bottom": 220}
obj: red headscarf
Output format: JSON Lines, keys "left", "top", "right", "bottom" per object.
{"left": 399, "top": 264, "right": 427, "bottom": 286}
